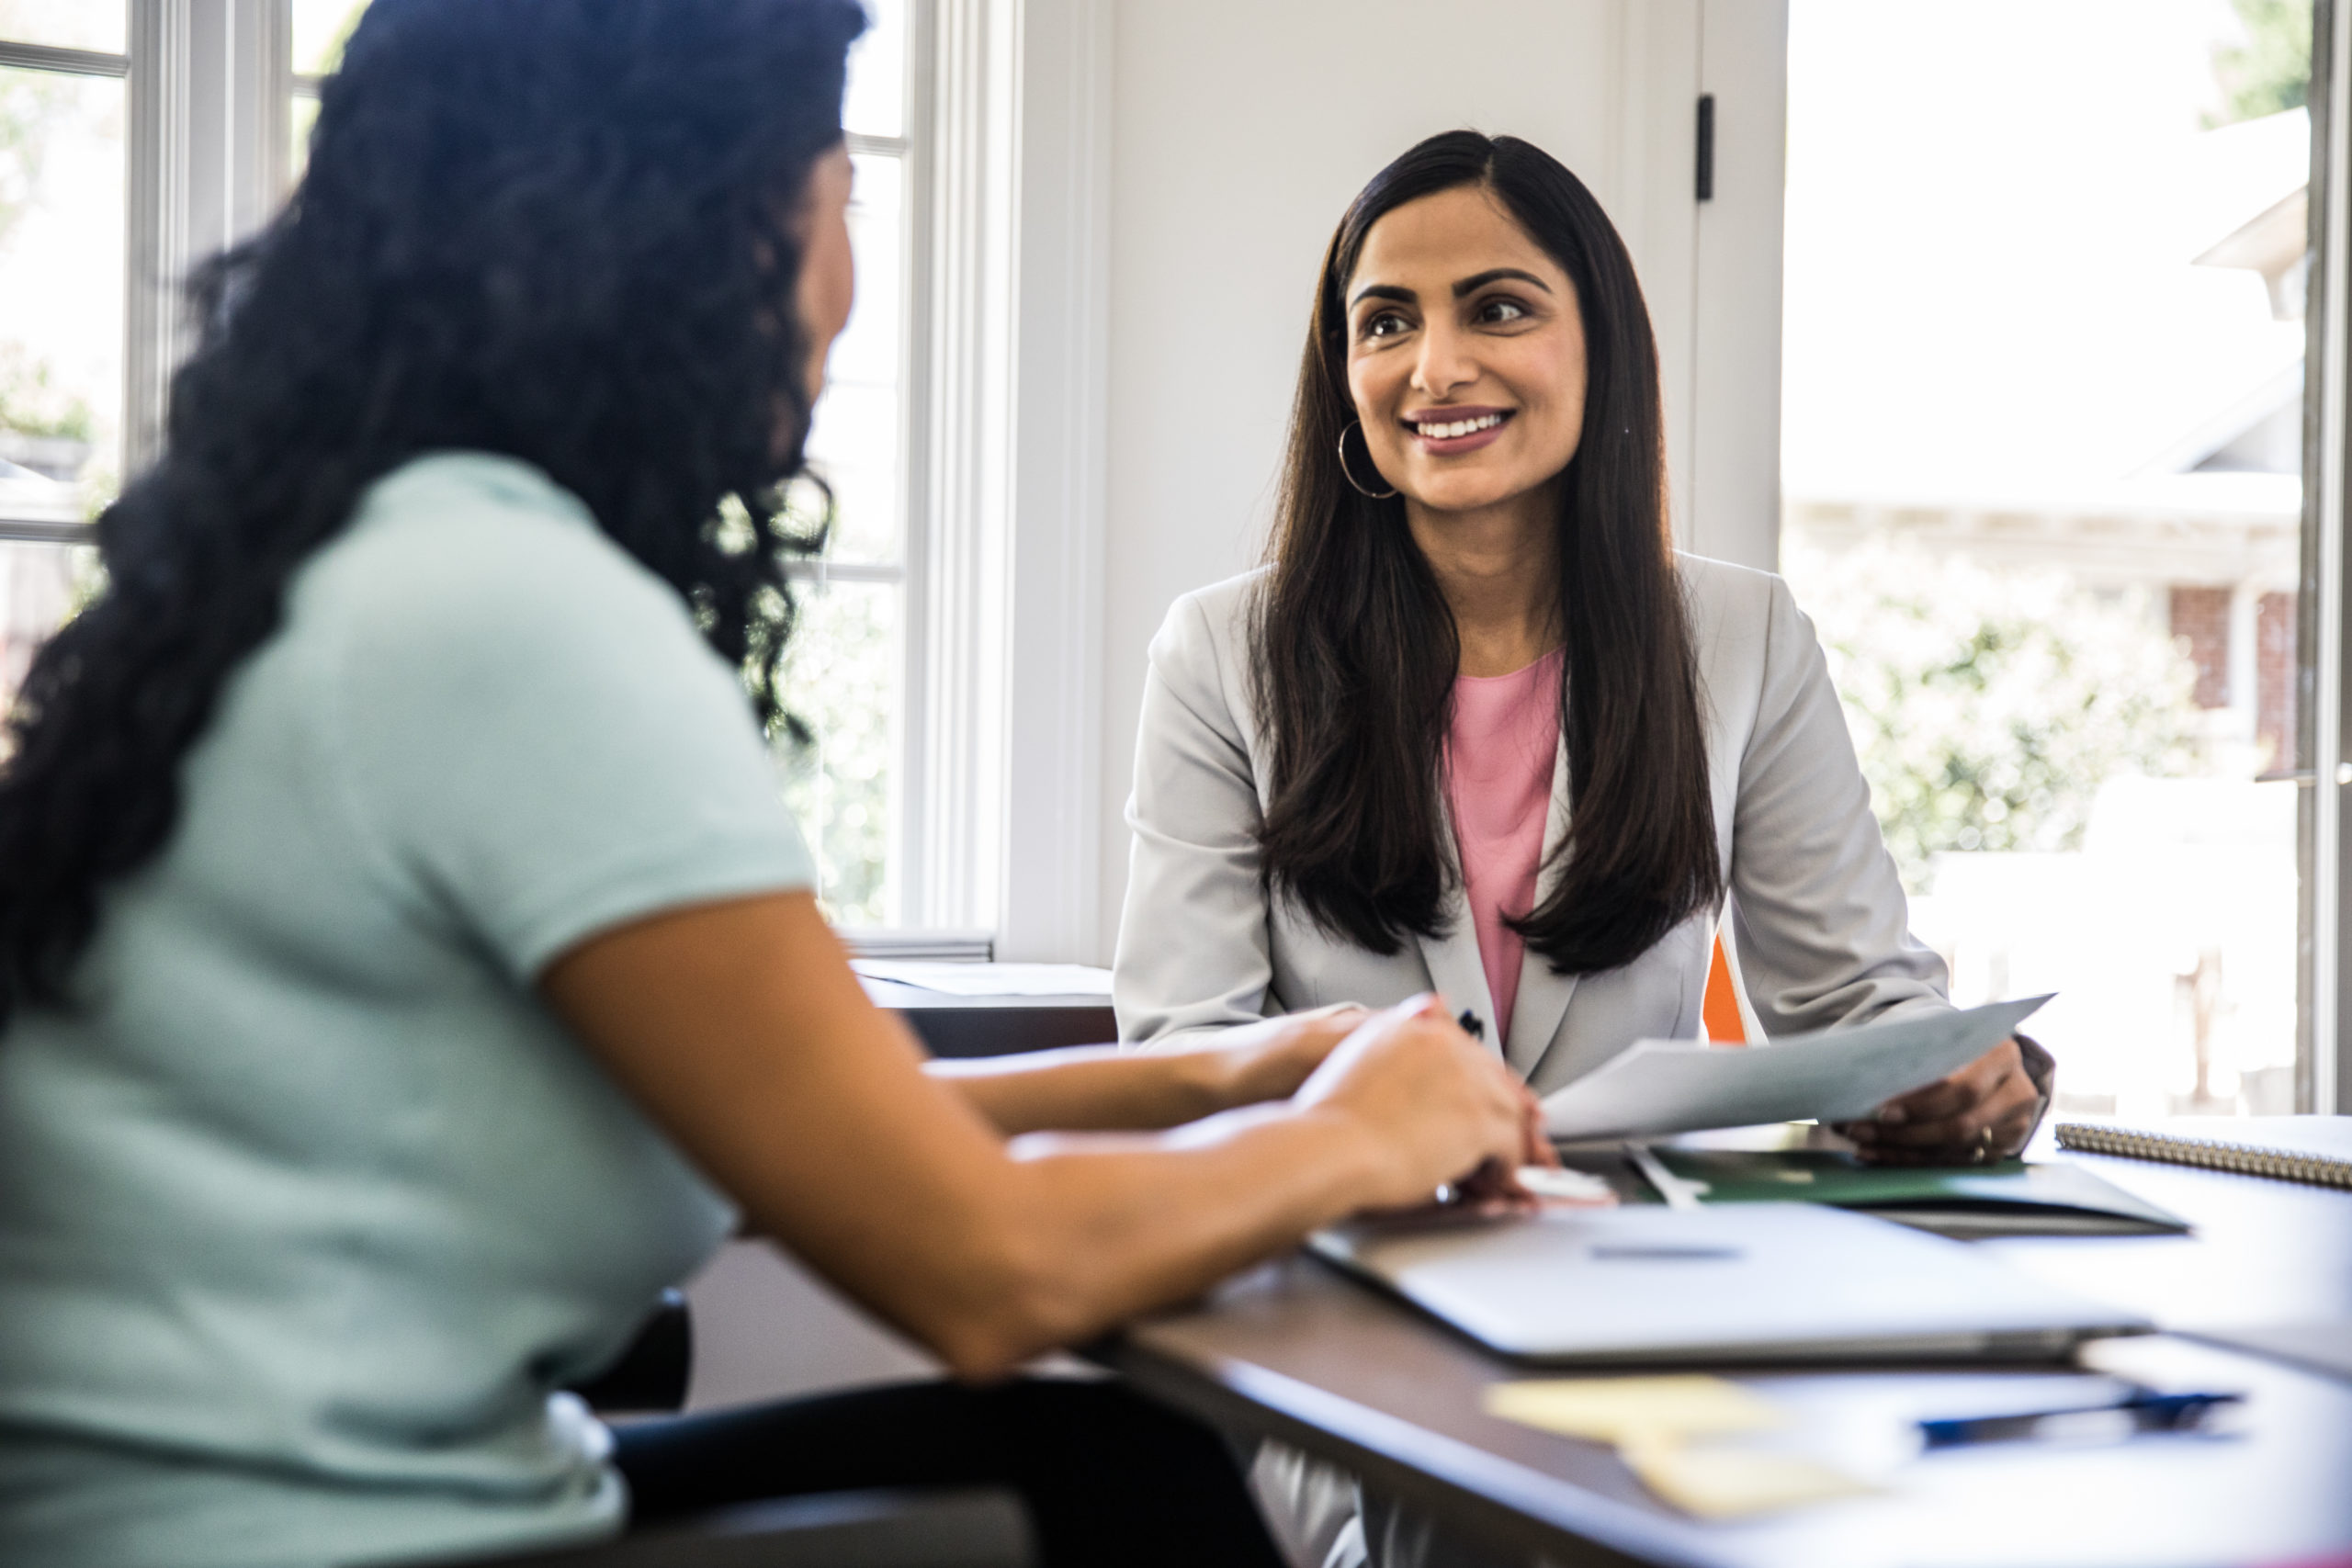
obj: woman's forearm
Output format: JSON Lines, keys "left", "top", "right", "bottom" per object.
{"left": 544, "top": 895, "right": 1517, "bottom": 1384}
{"left": 882, "top": 1103, "right": 1393, "bottom": 1377}
{"left": 927, "top": 1011, "right": 1355, "bottom": 1134}
{"left": 926, "top": 1046, "right": 1232, "bottom": 1134}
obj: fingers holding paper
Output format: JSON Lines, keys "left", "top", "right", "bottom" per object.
{"left": 1841, "top": 1038, "right": 2040, "bottom": 1166}
{"left": 1294, "top": 994, "right": 1544, "bottom": 1210}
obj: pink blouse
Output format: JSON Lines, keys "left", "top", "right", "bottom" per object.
{"left": 1444, "top": 649, "right": 1563, "bottom": 1044}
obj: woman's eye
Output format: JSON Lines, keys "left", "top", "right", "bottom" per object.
{"left": 1476, "top": 297, "right": 1531, "bottom": 325}
{"left": 1361, "top": 311, "right": 1410, "bottom": 341}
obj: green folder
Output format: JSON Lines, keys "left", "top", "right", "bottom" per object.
{"left": 1647, "top": 1147, "right": 2190, "bottom": 1238}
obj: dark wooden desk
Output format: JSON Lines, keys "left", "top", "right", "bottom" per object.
{"left": 861, "top": 977, "right": 1115, "bottom": 1059}
{"left": 1106, "top": 1143, "right": 2352, "bottom": 1568}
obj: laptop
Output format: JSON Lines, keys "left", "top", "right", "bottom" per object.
{"left": 1309, "top": 1202, "right": 2153, "bottom": 1364}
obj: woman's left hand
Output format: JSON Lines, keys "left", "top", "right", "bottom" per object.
{"left": 1204, "top": 1003, "right": 1374, "bottom": 1109}
{"left": 1839, "top": 1038, "right": 2041, "bottom": 1166}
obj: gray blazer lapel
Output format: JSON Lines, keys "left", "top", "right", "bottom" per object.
{"left": 1416, "top": 912, "right": 1499, "bottom": 1057}
{"left": 1505, "top": 742, "right": 1579, "bottom": 1078}
{"left": 1415, "top": 792, "right": 1502, "bottom": 1056}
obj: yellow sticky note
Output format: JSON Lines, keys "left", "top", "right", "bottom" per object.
{"left": 1486, "top": 1377, "right": 1873, "bottom": 1520}
{"left": 1483, "top": 1375, "right": 1786, "bottom": 1446}
{"left": 1620, "top": 1433, "right": 1876, "bottom": 1520}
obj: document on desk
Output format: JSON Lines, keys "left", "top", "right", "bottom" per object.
{"left": 1542, "top": 995, "right": 2051, "bottom": 1143}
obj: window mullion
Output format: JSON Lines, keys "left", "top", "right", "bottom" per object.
{"left": 2309, "top": 0, "right": 2352, "bottom": 1113}
{"left": 125, "top": 0, "right": 289, "bottom": 477}
{"left": 0, "top": 41, "right": 129, "bottom": 77}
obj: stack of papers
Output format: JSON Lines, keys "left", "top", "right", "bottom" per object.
{"left": 1542, "top": 996, "right": 2051, "bottom": 1141}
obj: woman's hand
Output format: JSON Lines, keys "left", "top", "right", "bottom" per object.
{"left": 1840, "top": 1037, "right": 2041, "bottom": 1166}
{"left": 1293, "top": 995, "right": 1543, "bottom": 1210}
{"left": 1198, "top": 1003, "right": 1372, "bottom": 1109}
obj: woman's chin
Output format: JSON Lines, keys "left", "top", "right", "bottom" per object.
{"left": 1404, "top": 476, "right": 1547, "bottom": 518}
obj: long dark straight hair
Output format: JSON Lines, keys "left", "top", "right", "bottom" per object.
{"left": 1253, "top": 130, "right": 1722, "bottom": 976}
{"left": 0, "top": 0, "right": 865, "bottom": 1028}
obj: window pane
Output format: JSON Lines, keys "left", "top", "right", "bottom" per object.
{"left": 292, "top": 0, "right": 371, "bottom": 77}
{"left": 1782, "top": 0, "right": 2310, "bottom": 1119}
{"left": 0, "top": 539, "right": 89, "bottom": 709}
{"left": 777, "top": 577, "right": 900, "bottom": 928}
{"left": 804, "top": 152, "right": 904, "bottom": 564}
{"left": 289, "top": 91, "right": 320, "bottom": 180}
{"left": 0, "top": 65, "right": 125, "bottom": 518}
{"left": 0, "top": 1, "right": 125, "bottom": 53}
{"left": 842, "top": 0, "right": 905, "bottom": 140}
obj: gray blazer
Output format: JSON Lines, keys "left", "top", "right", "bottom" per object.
{"left": 1112, "top": 554, "right": 1954, "bottom": 1094}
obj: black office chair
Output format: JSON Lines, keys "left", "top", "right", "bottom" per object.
{"left": 426, "top": 1294, "right": 1038, "bottom": 1568}
{"left": 469, "top": 1490, "right": 1035, "bottom": 1568}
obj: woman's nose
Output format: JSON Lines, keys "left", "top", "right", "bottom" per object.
{"left": 1409, "top": 321, "right": 1476, "bottom": 399}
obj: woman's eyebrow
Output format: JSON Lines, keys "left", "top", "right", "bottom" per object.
{"left": 1348, "top": 282, "right": 1416, "bottom": 307}
{"left": 1453, "top": 266, "right": 1551, "bottom": 297}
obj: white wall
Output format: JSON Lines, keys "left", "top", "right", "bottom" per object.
{"left": 1087, "top": 0, "right": 1784, "bottom": 960}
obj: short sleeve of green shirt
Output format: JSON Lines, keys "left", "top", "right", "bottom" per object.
{"left": 324, "top": 454, "right": 817, "bottom": 974}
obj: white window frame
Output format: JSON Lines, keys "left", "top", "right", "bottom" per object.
{"left": 0, "top": 0, "right": 285, "bottom": 539}
{"left": 2305, "top": 0, "right": 2350, "bottom": 1112}
{"left": 910, "top": 0, "right": 1110, "bottom": 959}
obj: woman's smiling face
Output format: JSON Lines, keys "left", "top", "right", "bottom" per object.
{"left": 1342, "top": 183, "right": 1587, "bottom": 515}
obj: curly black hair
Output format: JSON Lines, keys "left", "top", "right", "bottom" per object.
{"left": 0, "top": 0, "right": 868, "bottom": 1026}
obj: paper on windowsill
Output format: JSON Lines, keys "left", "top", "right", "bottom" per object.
{"left": 851, "top": 960, "right": 1115, "bottom": 998}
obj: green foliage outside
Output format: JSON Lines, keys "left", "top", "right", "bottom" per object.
{"left": 1781, "top": 540, "right": 2206, "bottom": 893}
{"left": 2212, "top": 0, "right": 2312, "bottom": 123}
{"left": 0, "top": 69, "right": 94, "bottom": 450}
{"left": 0, "top": 344, "right": 92, "bottom": 443}
{"left": 0, "top": 65, "right": 65, "bottom": 252}
{"left": 774, "top": 578, "right": 896, "bottom": 927}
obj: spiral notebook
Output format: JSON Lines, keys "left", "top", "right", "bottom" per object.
{"left": 2053, "top": 1116, "right": 2352, "bottom": 1190}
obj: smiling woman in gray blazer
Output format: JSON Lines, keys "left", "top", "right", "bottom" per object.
{"left": 1117, "top": 126, "right": 2051, "bottom": 1568}
{"left": 1115, "top": 130, "right": 2052, "bottom": 1174}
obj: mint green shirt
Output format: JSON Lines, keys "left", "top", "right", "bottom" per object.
{"left": 0, "top": 453, "right": 818, "bottom": 1566}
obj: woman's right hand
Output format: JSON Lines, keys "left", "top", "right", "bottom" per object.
{"left": 1293, "top": 994, "right": 1542, "bottom": 1211}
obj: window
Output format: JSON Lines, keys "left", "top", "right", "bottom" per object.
{"left": 4, "top": 0, "right": 934, "bottom": 932}
{"left": 784, "top": 0, "right": 919, "bottom": 930}
{"left": 1781, "top": 0, "right": 2316, "bottom": 1118}
{"left": 0, "top": 2, "right": 124, "bottom": 702}
{"left": 288, "top": 0, "right": 362, "bottom": 164}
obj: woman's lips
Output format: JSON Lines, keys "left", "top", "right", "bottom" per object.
{"left": 1403, "top": 408, "right": 1513, "bottom": 457}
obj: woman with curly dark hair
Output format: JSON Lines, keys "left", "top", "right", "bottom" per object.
{"left": 0, "top": 6, "right": 1549, "bottom": 1565}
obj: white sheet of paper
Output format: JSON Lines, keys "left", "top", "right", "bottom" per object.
{"left": 1542, "top": 996, "right": 2051, "bottom": 1142}
{"left": 851, "top": 961, "right": 1115, "bottom": 998}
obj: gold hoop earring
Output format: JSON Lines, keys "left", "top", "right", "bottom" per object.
{"left": 1337, "top": 420, "right": 1399, "bottom": 500}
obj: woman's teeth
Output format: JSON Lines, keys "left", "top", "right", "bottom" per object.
{"left": 1411, "top": 412, "right": 1507, "bottom": 439}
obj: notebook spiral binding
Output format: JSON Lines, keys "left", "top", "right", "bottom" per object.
{"left": 2055, "top": 1122, "right": 2352, "bottom": 1190}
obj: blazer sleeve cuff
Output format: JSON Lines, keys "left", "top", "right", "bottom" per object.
{"left": 2015, "top": 1030, "right": 2057, "bottom": 1143}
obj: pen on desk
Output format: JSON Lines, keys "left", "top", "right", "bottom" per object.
{"left": 1919, "top": 1390, "right": 2242, "bottom": 1449}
